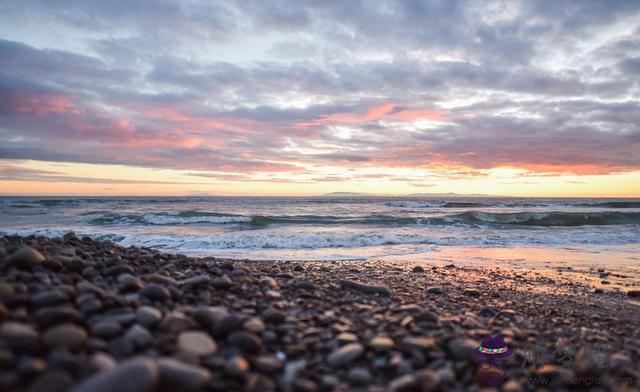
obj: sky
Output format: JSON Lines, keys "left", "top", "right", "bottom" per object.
{"left": 1, "top": 0, "right": 639, "bottom": 197}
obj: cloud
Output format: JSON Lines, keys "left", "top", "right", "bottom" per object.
{"left": 0, "top": 1, "right": 639, "bottom": 181}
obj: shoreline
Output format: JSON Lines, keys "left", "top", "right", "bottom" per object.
{"left": 1, "top": 233, "right": 639, "bottom": 391}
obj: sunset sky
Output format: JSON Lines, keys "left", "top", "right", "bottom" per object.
{"left": 1, "top": 1, "right": 639, "bottom": 196}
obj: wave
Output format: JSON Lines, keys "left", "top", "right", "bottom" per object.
{"left": 84, "top": 211, "right": 252, "bottom": 225}
{"left": 448, "top": 211, "right": 640, "bottom": 226}
{"left": 578, "top": 201, "right": 640, "bottom": 209}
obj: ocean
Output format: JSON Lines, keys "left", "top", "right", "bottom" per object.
{"left": 1, "top": 196, "right": 639, "bottom": 269}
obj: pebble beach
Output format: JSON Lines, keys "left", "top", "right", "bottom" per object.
{"left": 1, "top": 233, "right": 639, "bottom": 391}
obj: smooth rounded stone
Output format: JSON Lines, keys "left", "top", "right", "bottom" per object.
{"left": 135, "top": 306, "right": 162, "bottom": 328}
{"left": 609, "top": 352, "right": 632, "bottom": 369}
{"left": 291, "top": 280, "right": 316, "bottom": 290}
{"left": 404, "top": 337, "right": 436, "bottom": 351}
{"left": 479, "top": 307, "right": 499, "bottom": 317}
{"left": 225, "top": 356, "right": 249, "bottom": 378}
{"left": 370, "top": 336, "right": 394, "bottom": 352}
{"left": 0, "top": 282, "right": 14, "bottom": 298}
{"left": 43, "top": 324, "right": 87, "bottom": 349}
{"left": 627, "top": 290, "right": 640, "bottom": 298}
{"left": 47, "top": 347, "right": 85, "bottom": 375}
{"left": 89, "top": 352, "right": 117, "bottom": 372}
{"left": 412, "top": 266, "right": 425, "bottom": 273}
{"left": 139, "top": 284, "right": 171, "bottom": 302}
{"left": 426, "top": 286, "right": 443, "bottom": 294}
{"left": 125, "top": 324, "right": 152, "bottom": 348}
{"left": 117, "top": 274, "right": 143, "bottom": 292}
{"left": 214, "top": 314, "right": 245, "bottom": 337}
{"left": 212, "top": 275, "right": 233, "bottom": 289}
{"left": 463, "top": 288, "right": 481, "bottom": 297}
{"left": 178, "top": 331, "right": 217, "bottom": 357}
{"left": 447, "top": 338, "right": 478, "bottom": 361}
{"left": 161, "top": 311, "right": 195, "bottom": 333}
{"left": 389, "top": 374, "right": 417, "bottom": 392}
{"left": 91, "top": 320, "right": 122, "bottom": 339}
{"left": 34, "top": 307, "right": 82, "bottom": 328}
{"left": 0, "top": 321, "right": 39, "bottom": 340}
{"left": 17, "top": 357, "right": 47, "bottom": 377}
{"left": 338, "top": 279, "right": 391, "bottom": 296}
{"left": 28, "top": 370, "right": 74, "bottom": 392}
{"left": 31, "top": 289, "right": 69, "bottom": 308}
{"left": 348, "top": 367, "right": 372, "bottom": 384}
{"left": 415, "top": 368, "right": 441, "bottom": 392}
{"left": 193, "top": 306, "right": 229, "bottom": 328}
{"left": 253, "top": 355, "right": 282, "bottom": 374}
{"left": 9, "top": 247, "right": 45, "bottom": 268}
{"left": 228, "top": 331, "right": 262, "bottom": 353}
{"left": 264, "top": 289, "right": 282, "bottom": 299}
{"left": 105, "top": 265, "right": 134, "bottom": 277}
{"left": 157, "top": 358, "right": 212, "bottom": 392}
{"left": 242, "top": 317, "right": 265, "bottom": 334}
{"left": 72, "top": 359, "right": 159, "bottom": 392}
{"left": 181, "top": 275, "right": 209, "bottom": 287}
{"left": 109, "top": 337, "right": 134, "bottom": 359}
{"left": 259, "top": 276, "right": 278, "bottom": 288}
{"left": 415, "top": 310, "right": 439, "bottom": 323}
{"left": 262, "top": 309, "right": 286, "bottom": 324}
{"left": 336, "top": 332, "right": 359, "bottom": 344}
{"left": 327, "top": 343, "right": 365, "bottom": 367}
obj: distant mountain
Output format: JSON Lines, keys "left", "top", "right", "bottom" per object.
{"left": 322, "top": 192, "right": 502, "bottom": 197}
{"left": 406, "top": 192, "right": 501, "bottom": 197}
{"left": 323, "top": 192, "right": 370, "bottom": 197}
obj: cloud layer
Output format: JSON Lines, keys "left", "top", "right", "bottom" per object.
{"left": 1, "top": 0, "right": 639, "bottom": 183}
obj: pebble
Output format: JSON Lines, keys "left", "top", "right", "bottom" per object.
{"left": 181, "top": 275, "right": 209, "bottom": 287}
{"left": 370, "top": 336, "right": 394, "bottom": 352}
{"left": 157, "top": 358, "right": 211, "bottom": 391}
{"left": 212, "top": 275, "right": 233, "bottom": 289}
{"left": 254, "top": 355, "right": 282, "bottom": 374}
{"left": 463, "top": 288, "right": 480, "bottom": 297}
{"left": 389, "top": 374, "right": 417, "bottom": 391}
{"left": 412, "top": 266, "right": 425, "bottom": 273}
{"left": 135, "top": 306, "right": 162, "bottom": 328}
{"left": 91, "top": 320, "right": 122, "bottom": 339}
{"left": 72, "top": 359, "right": 158, "bottom": 392}
{"left": 447, "top": 338, "right": 478, "bottom": 361}
{"left": 262, "top": 309, "right": 286, "bottom": 324}
{"left": 139, "top": 284, "right": 171, "bottom": 302}
{"left": 259, "top": 277, "right": 278, "bottom": 288}
{"left": 0, "top": 282, "right": 14, "bottom": 298}
{"left": 228, "top": 331, "right": 261, "bottom": 353}
{"left": 348, "top": 367, "right": 372, "bottom": 384}
{"left": 9, "top": 247, "right": 45, "bottom": 268}
{"left": 43, "top": 324, "right": 88, "bottom": 349}
{"left": 34, "top": 307, "right": 82, "bottom": 328}
{"left": 193, "top": 306, "right": 228, "bottom": 328}
{"left": 225, "top": 356, "right": 249, "bottom": 378}
{"left": 336, "top": 332, "right": 359, "bottom": 344}
{"left": 177, "top": 331, "right": 217, "bottom": 357}
{"left": 338, "top": 279, "right": 391, "bottom": 296}
{"left": 31, "top": 290, "right": 69, "bottom": 307}
{"left": 89, "top": 352, "right": 117, "bottom": 372}
{"left": 242, "top": 317, "right": 265, "bottom": 333}
{"left": 609, "top": 352, "right": 632, "bottom": 369}
{"left": 327, "top": 343, "right": 364, "bottom": 367}
{"left": 403, "top": 336, "right": 436, "bottom": 351}
{"left": 161, "top": 311, "right": 195, "bottom": 333}
{"left": 125, "top": 324, "right": 153, "bottom": 348}
{"left": 426, "top": 286, "right": 443, "bottom": 294}
{"left": 415, "top": 368, "right": 440, "bottom": 392}
{"left": 117, "top": 274, "right": 143, "bottom": 292}
{"left": 0, "top": 321, "right": 39, "bottom": 340}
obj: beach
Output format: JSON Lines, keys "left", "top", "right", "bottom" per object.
{"left": 1, "top": 233, "right": 639, "bottom": 391}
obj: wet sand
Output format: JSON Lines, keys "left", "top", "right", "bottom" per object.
{"left": 1, "top": 233, "right": 639, "bottom": 391}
